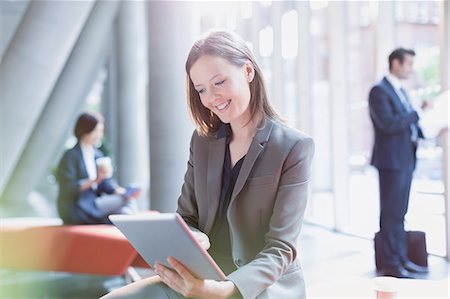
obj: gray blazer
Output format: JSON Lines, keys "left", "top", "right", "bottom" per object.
{"left": 177, "top": 117, "right": 314, "bottom": 299}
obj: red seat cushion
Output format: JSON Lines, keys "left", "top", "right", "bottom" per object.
{"left": 0, "top": 225, "right": 138, "bottom": 275}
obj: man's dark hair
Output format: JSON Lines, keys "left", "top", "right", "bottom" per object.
{"left": 389, "top": 48, "right": 415, "bottom": 71}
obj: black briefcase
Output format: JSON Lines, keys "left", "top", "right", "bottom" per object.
{"left": 374, "top": 230, "right": 428, "bottom": 270}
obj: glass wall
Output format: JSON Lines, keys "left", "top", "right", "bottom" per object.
{"left": 266, "top": 0, "right": 447, "bottom": 257}
{"left": 341, "top": 0, "right": 445, "bottom": 256}
{"left": 304, "top": 2, "right": 334, "bottom": 228}
{"left": 394, "top": 0, "right": 445, "bottom": 256}
{"left": 3, "top": 0, "right": 447, "bottom": 257}
{"left": 345, "top": 1, "right": 379, "bottom": 238}
{"left": 193, "top": 0, "right": 447, "bottom": 256}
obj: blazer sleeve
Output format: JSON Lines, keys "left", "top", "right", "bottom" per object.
{"left": 369, "top": 86, "right": 419, "bottom": 134}
{"left": 176, "top": 131, "right": 200, "bottom": 231}
{"left": 97, "top": 179, "right": 117, "bottom": 195}
{"left": 57, "top": 150, "right": 84, "bottom": 194}
{"left": 227, "top": 136, "right": 315, "bottom": 299}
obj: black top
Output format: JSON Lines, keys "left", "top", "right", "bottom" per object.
{"left": 209, "top": 124, "right": 245, "bottom": 275}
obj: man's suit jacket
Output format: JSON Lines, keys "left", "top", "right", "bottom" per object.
{"left": 369, "top": 77, "right": 423, "bottom": 171}
{"left": 177, "top": 117, "right": 314, "bottom": 299}
{"left": 57, "top": 143, "right": 114, "bottom": 224}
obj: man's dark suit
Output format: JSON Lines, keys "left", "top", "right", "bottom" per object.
{"left": 369, "top": 77, "right": 423, "bottom": 269}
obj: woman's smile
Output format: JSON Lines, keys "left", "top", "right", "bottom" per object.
{"left": 215, "top": 99, "right": 231, "bottom": 112}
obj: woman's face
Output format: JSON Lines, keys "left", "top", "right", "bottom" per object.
{"left": 189, "top": 55, "right": 254, "bottom": 126}
{"left": 82, "top": 122, "right": 104, "bottom": 146}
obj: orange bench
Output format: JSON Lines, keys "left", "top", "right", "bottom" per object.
{"left": 0, "top": 223, "right": 150, "bottom": 276}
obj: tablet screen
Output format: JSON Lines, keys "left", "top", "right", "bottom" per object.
{"left": 109, "top": 213, "right": 226, "bottom": 281}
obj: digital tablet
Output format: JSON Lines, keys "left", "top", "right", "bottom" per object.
{"left": 109, "top": 213, "right": 226, "bottom": 281}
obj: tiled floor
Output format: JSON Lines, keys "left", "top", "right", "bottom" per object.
{"left": 306, "top": 168, "right": 447, "bottom": 256}
{"left": 1, "top": 223, "right": 448, "bottom": 298}
{"left": 299, "top": 224, "right": 449, "bottom": 288}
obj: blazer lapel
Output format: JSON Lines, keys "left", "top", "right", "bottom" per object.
{"left": 230, "top": 118, "right": 274, "bottom": 205}
{"left": 75, "top": 144, "right": 89, "bottom": 179}
{"left": 205, "top": 137, "right": 226, "bottom": 233}
{"left": 382, "top": 77, "right": 407, "bottom": 113}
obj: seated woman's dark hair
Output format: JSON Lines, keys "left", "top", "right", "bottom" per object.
{"left": 74, "top": 112, "right": 104, "bottom": 140}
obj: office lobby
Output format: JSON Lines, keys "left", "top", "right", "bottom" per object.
{"left": 1, "top": 1, "right": 448, "bottom": 298}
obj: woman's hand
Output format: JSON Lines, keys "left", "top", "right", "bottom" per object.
{"left": 115, "top": 187, "right": 126, "bottom": 195}
{"left": 155, "top": 257, "right": 236, "bottom": 299}
{"left": 96, "top": 164, "right": 112, "bottom": 181}
{"left": 191, "top": 231, "right": 210, "bottom": 250}
{"left": 79, "top": 179, "right": 98, "bottom": 191}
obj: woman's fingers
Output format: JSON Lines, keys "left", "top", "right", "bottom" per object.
{"left": 156, "top": 260, "right": 198, "bottom": 297}
{"left": 192, "top": 231, "right": 210, "bottom": 250}
{"left": 167, "top": 257, "right": 196, "bottom": 281}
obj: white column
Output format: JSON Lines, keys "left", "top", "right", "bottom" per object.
{"left": 0, "top": 1, "right": 120, "bottom": 204}
{"left": 441, "top": 129, "right": 449, "bottom": 260}
{"left": 116, "top": 1, "right": 150, "bottom": 210}
{"left": 271, "top": 1, "right": 284, "bottom": 113}
{"left": 0, "top": 1, "right": 95, "bottom": 196}
{"left": 249, "top": 1, "right": 261, "bottom": 62}
{"left": 148, "top": 2, "right": 199, "bottom": 212}
{"left": 296, "top": 1, "right": 315, "bottom": 217}
{"left": 328, "top": 2, "right": 350, "bottom": 231}
{"left": 0, "top": 1, "right": 29, "bottom": 60}
{"left": 440, "top": 0, "right": 449, "bottom": 91}
{"left": 374, "top": 1, "right": 395, "bottom": 79}
{"left": 297, "top": 1, "right": 312, "bottom": 134}
{"left": 438, "top": 0, "right": 450, "bottom": 261}
{"left": 103, "top": 40, "right": 119, "bottom": 166}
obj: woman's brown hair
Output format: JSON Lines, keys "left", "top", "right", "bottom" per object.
{"left": 74, "top": 112, "right": 104, "bottom": 141}
{"left": 185, "top": 30, "right": 280, "bottom": 137}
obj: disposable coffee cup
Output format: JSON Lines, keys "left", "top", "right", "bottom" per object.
{"left": 373, "top": 276, "right": 397, "bottom": 299}
{"left": 96, "top": 157, "right": 113, "bottom": 178}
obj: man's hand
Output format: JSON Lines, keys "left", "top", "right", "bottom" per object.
{"left": 155, "top": 257, "right": 236, "bottom": 299}
{"left": 421, "top": 100, "right": 433, "bottom": 111}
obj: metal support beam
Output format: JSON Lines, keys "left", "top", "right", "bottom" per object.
{"left": 0, "top": 1, "right": 94, "bottom": 196}
{"left": 1, "top": 1, "right": 120, "bottom": 204}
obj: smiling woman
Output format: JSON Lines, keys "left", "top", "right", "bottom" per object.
{"left": 190, "top": 55, "right": 253, "bottom": 127}
{"left": 103, "top": 30, "right": 314, "bottom": 299}
{"left": 185, "top": 30, "right": 279, "bottom": 138}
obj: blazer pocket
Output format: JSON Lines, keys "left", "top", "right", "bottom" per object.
{"left": 247, "top": 175, "right": 275, "bottom": 186}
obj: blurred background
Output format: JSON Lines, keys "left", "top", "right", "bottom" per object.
{"left": 0, "top": 0, "right": 448, "bottom": 298}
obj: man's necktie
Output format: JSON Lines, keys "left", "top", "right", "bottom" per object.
{"left": 399, "top": 87, "right": 419, "bottom": 143}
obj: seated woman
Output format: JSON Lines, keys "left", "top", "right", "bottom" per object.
{"left": 57, "top": 112, "right": 139, "bottom": 225}
{"left": 103, "top": 30, "right": 314, "bottom": 299}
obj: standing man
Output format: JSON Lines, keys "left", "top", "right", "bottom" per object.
{"left": 369, "top": 48, "right": 429, "bottom": 278}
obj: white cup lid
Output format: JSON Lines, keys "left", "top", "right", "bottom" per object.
{"left": 373, "top": 276, "right": 398, "bottom": 292}
{"left": 96, "top": 156, "right": 112, "bottom": 166}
